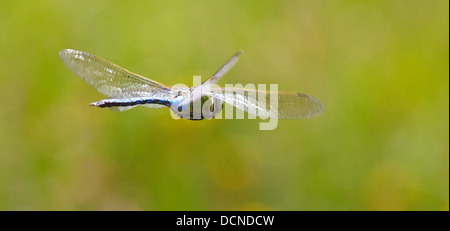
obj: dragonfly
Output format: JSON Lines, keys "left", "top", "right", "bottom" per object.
{"left": 59, "top": 49, "right": 324, "bottom": 120}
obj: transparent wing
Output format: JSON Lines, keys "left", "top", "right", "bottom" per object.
{"left": 201, "top": 50, "right": 242, "bottom": 86}
{"left": 209, "top": 88, "right": 324, "bottom": 119}
{"left": 59, "top": 49, "right": 174, "bottom": 107}
{"left": 180, "top": 51, "right": 243, "bottom": 106}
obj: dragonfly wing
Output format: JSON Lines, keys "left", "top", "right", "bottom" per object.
{"left": 273, "top": 92, "right": 324, "bottom": 119}
{"left": 209, "top": 88, "right": 324, "bottom": 119}
{"left": 179, "top": 51, "right": 242, "bottom": 106}
{"left": 59, "top": 49, "right": 173, "bottom": 105}
{"left": 201, "top": 51, "right": 242, "bottom": 86}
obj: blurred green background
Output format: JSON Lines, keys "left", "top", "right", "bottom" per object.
{"left": 0, "top": 0, "right": 448, "bottom": 210}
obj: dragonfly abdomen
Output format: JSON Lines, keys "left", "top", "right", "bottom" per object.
{"left": 90, "top": 97, "right": 173, "bottom": 108}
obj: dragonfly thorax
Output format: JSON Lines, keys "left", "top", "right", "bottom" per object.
{"left": 171, "top": 94, "right": 223, "bottom": 120}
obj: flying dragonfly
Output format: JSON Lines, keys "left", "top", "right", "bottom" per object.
{"left": 59, "top": 49, "right": 324, "bottom": 120}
